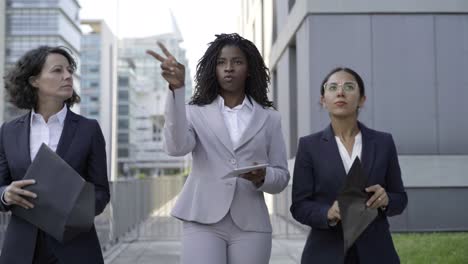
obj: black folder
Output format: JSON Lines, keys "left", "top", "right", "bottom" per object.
{"left": 11, "top": 144, "right": 95, "bottom": 243}
{"left": 337, "top": 158, "right": 378, "bottom": 255}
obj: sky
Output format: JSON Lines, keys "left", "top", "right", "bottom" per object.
{"left": 79, "top": 0, "right": 241, "bottom": 78}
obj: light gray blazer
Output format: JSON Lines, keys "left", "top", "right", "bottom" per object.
{"left": 163, "top": 88, "right": 290, "bottom": 233}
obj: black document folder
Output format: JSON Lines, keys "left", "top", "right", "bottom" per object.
{"left": 11, "top": 144, "right": 95, "bottom": 243}
{"left": 337, "top": 158, "right": 378, "bottom": 255}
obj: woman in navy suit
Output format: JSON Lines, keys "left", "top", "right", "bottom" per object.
{"left": 0, "top": 46, "right": 110, "bottom": 264}
{"left": 290, "top": 67, "right": 407, "bottom": 263}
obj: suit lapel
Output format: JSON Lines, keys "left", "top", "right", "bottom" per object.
{"left": 234, "top": 99, "right": 269, "bottom": 151}
{"left": 359, "top": 122, "right": 376, "bottom": 183}
{"left": 15, "top": 113, "right": 32, "bottom": 169}
{"left": 198, "top": 98, "right": 235, "bottom": 154}
{"left": 321, "top": 125, "right": 347, "bottom": 183}
{"left": 56, "top": 109, "right": 79, "bottom": 159}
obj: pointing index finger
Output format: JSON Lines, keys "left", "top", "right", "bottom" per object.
{"left": 157, "top": 42, "right": 175, "bottom": 59}
{"left": 146, "top": 50, "right": 166, "bottom": 63}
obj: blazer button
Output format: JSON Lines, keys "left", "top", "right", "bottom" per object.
{"left": 230, "top": 159, "right": 237, "bottom": 165}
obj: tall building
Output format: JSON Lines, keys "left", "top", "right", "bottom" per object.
{"left": 240, "top": 0, "right": 468, "bottom": 158}
{"left": 240, "top": 0, "right": 468, "bottom": 231}
{"left": 119, "top": 31, "right": 192, "bottom": 176}
{"left": 3, "top": 0, "right": 82, "bottom": 121}
{"left": 116, "top": 58, "right": 138, "bottom": 177}
{"left": 80, "top": 19, "right": 118, "bottom": 180}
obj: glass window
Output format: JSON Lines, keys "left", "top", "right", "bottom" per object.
{"left": 118, "top": 105, "right": 129, "bottom": 115}
{"left": 118, "top": 90, "right": 129, "bottom": 100}
{"left": 118, "top": 77, "right": 129, "bottom": 86}
{"left": 118, "top": 134, "right": 129, "bottom": 143}
{"left": 119, "top": 120, "right": 129, "bottom": 129}
{"left": 118, "top": 149, "right": 129, "bottom": 157}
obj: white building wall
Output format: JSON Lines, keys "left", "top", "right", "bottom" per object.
{"left": 81, "top": 20, "right": 118, "bottom": 179}
{"left": 98, "top": 22, "right": 118, "bottom": 180}
{"left": 119, "top": 33, "right": 192, "bottom": 175}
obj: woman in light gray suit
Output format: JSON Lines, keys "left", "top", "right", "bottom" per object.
{"left": 147, "top": 33, "right": 290, "bottom": 264}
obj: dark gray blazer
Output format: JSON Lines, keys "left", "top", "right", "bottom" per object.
{"left": 290, "top": 123, "right": 407, "bottom": 264}
{"left": 0, "top": 110, "right": 110, "bottom": 264}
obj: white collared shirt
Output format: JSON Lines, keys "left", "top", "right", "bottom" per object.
{"left": 1, "top": 105, "right": 68, "bottom": 205}
{"left": 29, "top": 105, "right": 67, "bottom": 161}
{"left": 218, "top": 95, "right": 254, "bottom": 147}
{"left": 335, "top": 132, "right": 362, "bottom": 174}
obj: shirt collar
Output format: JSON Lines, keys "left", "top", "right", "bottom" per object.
{"left": 217, "top": 95, "right": 254, "bottom": 112}
{"left": 335, "top": 131, "right": 362, "bottom": 145}
{"left": 31, "top": 105, "right": 68, "bottom": 126}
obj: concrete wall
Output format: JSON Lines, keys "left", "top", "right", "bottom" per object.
{"left": 390, "top": 187, "right": 468, "bottom": 232}
{"left": 389, "top": 155, "right": 468, "bottom": 231}
{"left": 241, "top": 0, "right": 468, "bottom": 231}
{"left": 273, "top": 12, "right": 468, "bottom": 155}
{"left": 98, "top": 22, "right": 118, "bottom": 180}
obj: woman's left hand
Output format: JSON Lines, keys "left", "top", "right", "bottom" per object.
{"left": 365, "top": 184, "right": 389, "bottom": 209}
{"left": 241, "top": 168, "right": 266, "bottom": 188}
{"left": 146, "top": 42, "right": 185, "bottom": 90}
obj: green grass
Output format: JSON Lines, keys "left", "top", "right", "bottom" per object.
{"left": 393, "top": 232, "right": 468, "bottom": 264}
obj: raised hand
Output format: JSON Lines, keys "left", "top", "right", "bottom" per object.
{"left": 146, "top": 42, "right": 185, "bottom": 90}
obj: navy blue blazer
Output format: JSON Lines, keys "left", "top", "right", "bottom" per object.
{"left": 290, "top": 123, "right": 407, "bottom": 264}
{"left": 0, "top": 110, "right": 110, "bottom": 264}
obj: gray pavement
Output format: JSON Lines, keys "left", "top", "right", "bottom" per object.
{"left": 105, "top": 238, "right": 305, "bottom": 264}
{"left": 104, "top": 213, "right": 307, "bottom": 264}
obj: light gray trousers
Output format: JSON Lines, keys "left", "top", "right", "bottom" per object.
{"left": 181, "top": 213, "right": 272, "bottom": 264}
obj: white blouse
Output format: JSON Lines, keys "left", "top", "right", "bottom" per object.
{"left": 218, "top": 96, "right": 253, "bottom": 147}
{"left": 335, "top": 132, "right": 362, "bottom": 174}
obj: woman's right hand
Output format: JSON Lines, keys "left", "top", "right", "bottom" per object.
{"left": 146, "top": 42, "right": 185, "bottom": 90}
{"left": 327, "top": 200, "right": 341, "bottom": 226}
{"left": 3, "top": 179, "right": 37, "bottom": 209}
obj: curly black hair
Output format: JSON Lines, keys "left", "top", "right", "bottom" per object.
{"left": 190, "top": 33, "right": 273, "bottom": 108}
{"left": 4, "top": 46, "right": 80, "bottom": 110}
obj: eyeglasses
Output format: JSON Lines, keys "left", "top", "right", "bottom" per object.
{"left": 323, "top": 81, "right": 358, "bottom": 93}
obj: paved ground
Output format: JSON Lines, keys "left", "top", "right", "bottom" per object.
{"left": 105, "top": 238, "right": 305, "bottom": 264}
{"left": 104, "top": 214, "right": 307, "bottom": 264}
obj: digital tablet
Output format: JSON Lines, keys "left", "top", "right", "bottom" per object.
{"left": 232, "top": 163, "right": 268, "bottom": 175}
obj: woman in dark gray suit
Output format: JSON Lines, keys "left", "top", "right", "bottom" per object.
{"left": 147, "top": 34, "right": 290, "bottom": 264}
{"left": 0, "top": 46, "right": 110, "bottom": 264}
{"left": 290, "top": 67, "right": 407, "bottom": 264}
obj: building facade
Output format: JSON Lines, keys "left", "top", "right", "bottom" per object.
{"left": 119, "top": 31, "right": 192, "bottom": 176}
{"left": 241, "top": 0, "right": 468, "bottom": 157}
{"left": 80, "top": 19, "right": 118, "bottom": 179}
{"left": 240, "top": 0, "right": 468, "bottom": 232}
{"left": 3, "top": 0, "right": 82, "bottom": 121}
{"left": 116, "top": 58, "right": 138, "bottom": 177}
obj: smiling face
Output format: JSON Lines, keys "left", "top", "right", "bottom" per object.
{"left": 215, "top": 45, "right": 249, "bottom": 96}
{"left": 321, "top": 70, "right": 366, "bottom": 119}
{"left": 29, "top": 53, "right": 74, "bottom": 105}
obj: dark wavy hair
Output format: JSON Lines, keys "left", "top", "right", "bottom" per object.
{"left": 320, "top": 67, "right": 365, "bottom": 97}
{"left": 190, "top": 33, "right": 273, "bottom": 108}
{"left": 4, "top": 46, "right": 80, "bottom": 109}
